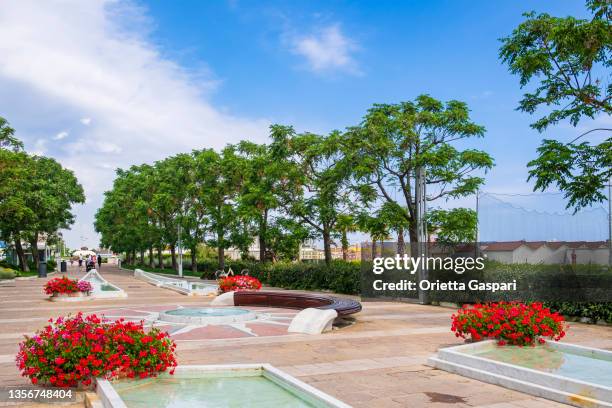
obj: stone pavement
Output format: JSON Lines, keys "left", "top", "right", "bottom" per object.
{"left": 1, "top": 264, "right": 611, "bottom": 407}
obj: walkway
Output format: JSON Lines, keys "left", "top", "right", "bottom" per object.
{"left": 1, "top": 264, "right": 611, "bottom": 407}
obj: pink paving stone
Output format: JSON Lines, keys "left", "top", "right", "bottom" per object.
{"left": 171, "top": 325, "right": 252, "bottom": 340}
{"left": 91, "top": 309, "right": 151, "bottom": 316}
{"left": 245, "top": 323, "right": 289, "bottom": 337}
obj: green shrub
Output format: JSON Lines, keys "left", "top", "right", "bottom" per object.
{"left": 0, "top": 267, "right": 17, "bottom": 280}
{"left": 545, "top": 302, "right": 612, "bottom": 324}
{"left": 46, "top": 259, "right": 57, "bottom": 271}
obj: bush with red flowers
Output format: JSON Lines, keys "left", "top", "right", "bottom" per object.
{"left": 451, "top": 302, "right": 567, "bottom": 346}
{"left": 43, "top": 276, "right": 91, "bottom": 296}
{"left": 218, "top": 275, "right": 262, "bottom": 293}
{"left": 15, "top": 313, "right": 177, "bottom": 388}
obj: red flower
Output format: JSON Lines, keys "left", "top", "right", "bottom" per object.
{"left": 450, "top": 302, "right": 567, "bottom": 347}
{"left": 218, "top": 276, "right": 262, "bottom": 293}
{"left": 15, "top": 313, "right": 178, "bottom": 388}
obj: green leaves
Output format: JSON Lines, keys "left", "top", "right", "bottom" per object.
{"left": 499, "top": 5, "right": 611, "bottom": 131}
{"left": 527, "top": 137, "right": 612, "bottom": 211}
{"left": 0, "top": 117, "right": 23, "bottom": 152}
{"left": 427, "top": 208, "right": 477, "bottom": 247}
{"left": 501, "top": 2, "right": 611, "bottom": 211}
{"left": 345, "top": 95, "right": 492, "bottom": 241}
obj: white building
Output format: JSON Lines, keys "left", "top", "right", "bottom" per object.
{"left": 481, "top": 241, "right": 610, "bottom": 265}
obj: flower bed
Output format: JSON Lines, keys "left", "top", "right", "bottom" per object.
{"left": 16, "top": 313, "right": 177, "bottom": 388}
{"left": 218, "top": 275, "right": 262, "bottom": 293}
{"left": 451, "top": 302, "right": 567, "bottom": 346}
{"left": 44, "top": 276, "right": 91, "bottom": 296}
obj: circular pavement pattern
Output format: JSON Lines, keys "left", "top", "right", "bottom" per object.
{"left": 89, "top": 305, "right": 300, "bottom": 341}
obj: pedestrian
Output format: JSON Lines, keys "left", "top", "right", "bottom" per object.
{"left": 97, "top": 254, "right": 102, "bottom": 270}
{"left": 78, "top": 255, "right": 83, "bottom": 271}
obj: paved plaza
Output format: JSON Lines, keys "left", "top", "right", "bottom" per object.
{"left": 1, "top": 265, "right": 611, "bottom": 407}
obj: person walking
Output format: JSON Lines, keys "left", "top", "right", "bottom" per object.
{"left": 97, "top": 254, "right": 102, "bottom": 270}
{"left": 78, "top": 255, "right": 83, "bottom": 272}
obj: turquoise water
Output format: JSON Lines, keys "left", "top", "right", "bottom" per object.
{"left": 164, "top": 308, "right": 249, "bottom": 317}
{"left": 113, "top": 373, "right": 319, "bottom": 407}
{"left": 471, "top": 345, "right": 612, "bottom": 387}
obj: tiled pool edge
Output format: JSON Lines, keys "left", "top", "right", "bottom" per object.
{"left": 428, "top": 340, "right": 612, "bottom": 408}
{"left": 95, "top": 364, "right": 352, "bottom": 408}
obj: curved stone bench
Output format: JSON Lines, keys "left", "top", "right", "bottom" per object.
{"left": 212, "top": 290, "right": 362, "bottom": 317}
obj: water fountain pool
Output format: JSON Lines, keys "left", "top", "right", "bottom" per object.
{"left": 80, "top": 270, "right": 127, "bottom": 299}
{"left": 429, "top": 340, "right": 612, "bottom": 407}
{"left": 96, "top": 364, "right": 350, "bottom": 408}
{"left": 158, "top": 307, "right": 258, "bottom": 325}
{"left": 134, "top": 269, "right": 217, "bottom": 296}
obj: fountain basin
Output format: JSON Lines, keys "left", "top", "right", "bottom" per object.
{"left": 428, "top": 340, "right": 612, "bottom": 408}
{"left": 80, "top": 270, "right": 127, "bottom": 299}
{"left": 96, "top": 364, "right": 350, "bottom": 408}
{"left": 134, "top": 269, "right": 217, "bottom": 296}
{"left": 158, "top": 307, "right": 257, "bottom": 325}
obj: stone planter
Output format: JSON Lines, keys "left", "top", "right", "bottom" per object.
{"left": 49, "top": 292, "right": 92, "bottom": 302}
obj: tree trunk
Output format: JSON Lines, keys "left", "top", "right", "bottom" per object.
{"left": 125, "top": 251, "right": 131, "bottom": 265}
{"left": 259, "top": 208, "right": 268, "bottom": 263}
{"left": 148, "top": 246, "right": 154, "bottom": 268}
{"left": 218, "top": 228, "right": 225, "bottom": 270}
{"left": 170, "top": 245, "right": 177, "bottom": 271}
{"left": 29, "top": 233, "right": 39, "bottom": 270}
{"left": 371, "top": 240, "right": 377, "bottom": 259}
{"left": 322, "top": 227, "right": 332, "bottom": 266}
{"left": 14, "top": 237, "right": 28, "bottom": 272}
{"left": 341, "top": 231, "right": 349, "bottom": 261}
{"left": 132, "top": 250, "right": 136, "bottom": 265}
{"left": 140, "top": 250, "right": 144, "bottom": 265}
{"left": 157, "top": 247, "right": 163, "bottom": 269}
{"left": 380, "top": 238, "right": 384, "bottom": 257}
{"left": 397, "top": 227, "right": 405, "bottom": 256}
{"left": 191, "top": 245, "right": 197, "bottom": 273}
{"left": 408, "top": 224, "right": 418, "bottom": 243}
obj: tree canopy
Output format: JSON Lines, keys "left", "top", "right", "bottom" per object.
{"left": 500, "top": 0, "right": 611, "bottom": 210}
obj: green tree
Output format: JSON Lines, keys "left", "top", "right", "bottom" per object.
{"left": 0, "top": 151, "right": 84, "bottom": 271}
{"left": 194, "top": 148, "right": 242, "bottom": 270}
{"left": 234, "top": 135, "right": 284, "bottom": 262}
{"left": 500, "top": 0, "right": 611, "bottom": 210}
{"left": 0, "top": 117, "right": 24, "bottom": 152}
{"left": 335, "top": 214, "right": 357, "bottom": 261}
{"left": 346, "top": 95, "right": 493, "bottom": 243}
{"left": 272, "top": 126, "right": 353, "bottom": 265}
{"left": 0, "top": 150, "right": 34, "bottom": 270}
{"left": 427, "top": 208, "right": 477, "bottom": 247}
{"left": 25, "top": 156, "right": 85, "bottom": 269}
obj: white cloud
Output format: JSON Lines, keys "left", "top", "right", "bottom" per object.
{"left": 0, "top": 0, "right": 269, "bottom": 248}
{"left": 54, "top": 131, "right": 69, "bottom": 140}
{"left": 290, "top": 24, "right": 360, "bottom": 75}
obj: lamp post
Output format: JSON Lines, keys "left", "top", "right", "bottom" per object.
{"left": 415, "top": 166, "right": 429, "bottom": 304}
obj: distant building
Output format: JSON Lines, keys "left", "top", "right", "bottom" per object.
{"left": 225, "top": 238, "right": 326, "bottom": 261}
{"left": 481, "top": 241, "right": 609, "bottom": 265}
{"left": 331, "top": 244, "right": 362, "bottom": 261}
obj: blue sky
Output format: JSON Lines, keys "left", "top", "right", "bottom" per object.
{"left": 0, "top": 1, "right": 607, "bottom": 248}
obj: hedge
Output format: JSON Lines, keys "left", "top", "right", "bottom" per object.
{"left": 124, "top": 260, "right": 360, "bottom": 295}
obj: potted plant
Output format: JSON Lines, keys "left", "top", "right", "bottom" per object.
{"left": 16, "top": 313, "right": 177, "bottom": 388}
{"left": 451, "top": 302, "right": 567, "bottom": 346}
{"left": 44, "top": 276, "right": 92, "bottom": 301}
{"left": 218, "top": 275, "right": 262, "bottom": 293}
